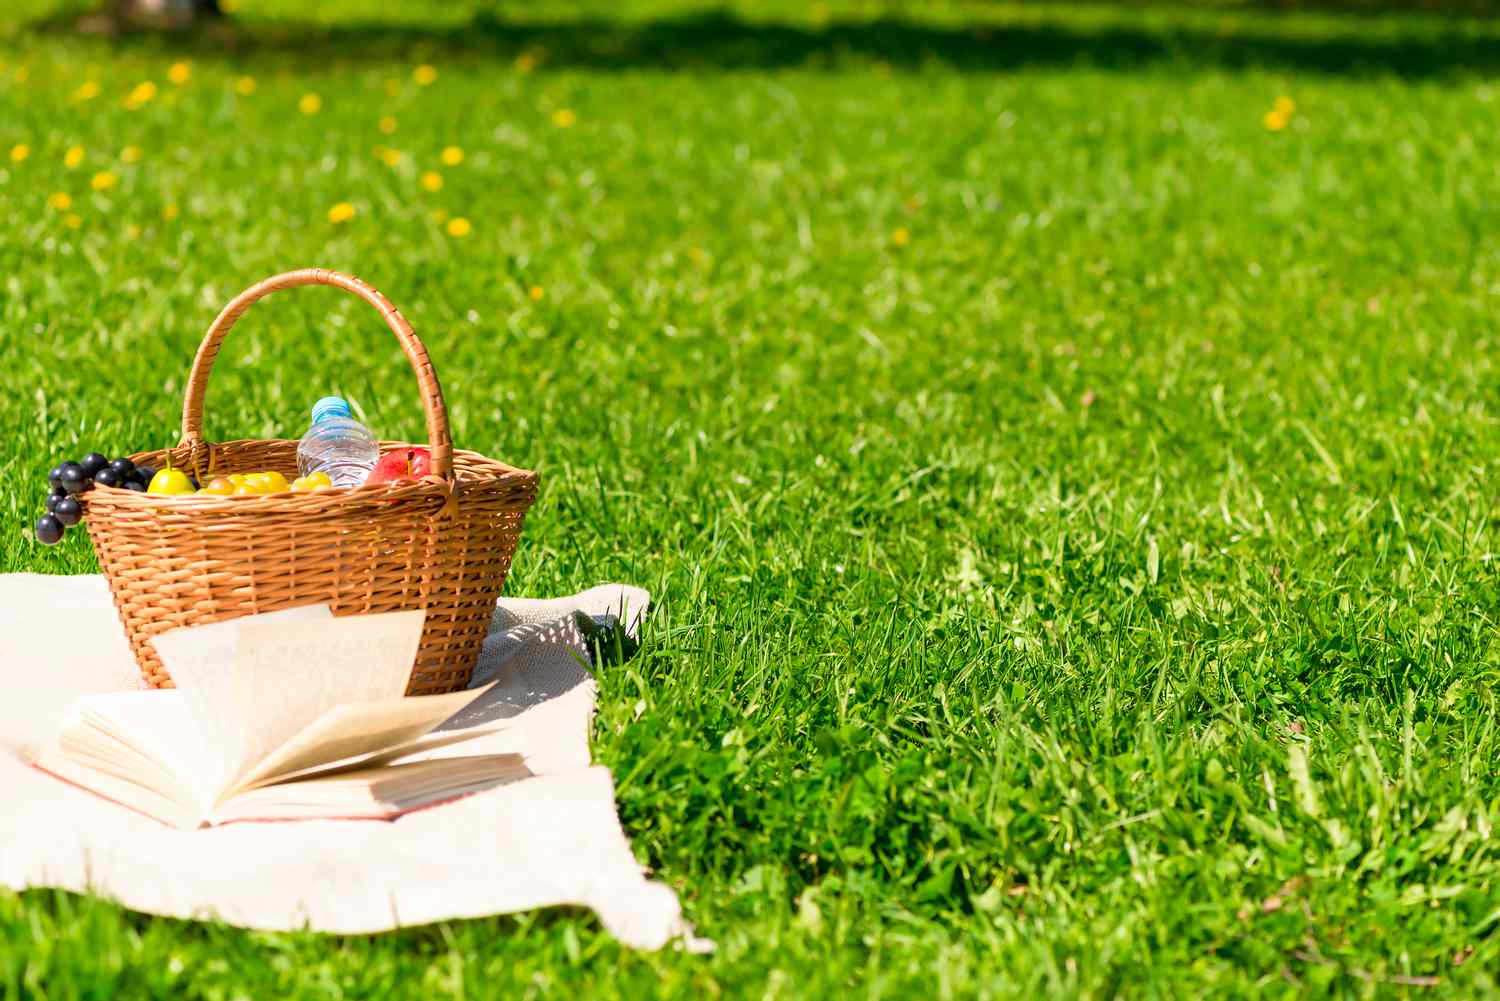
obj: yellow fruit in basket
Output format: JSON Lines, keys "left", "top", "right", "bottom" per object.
{"left": 199, "top": 477, "right": 235, "bottom": 496}
{"left": 291, "top": 471, "right": 334, "bottom": 493}
{"left": 260, "top": 470, "right": 291, "bottom": 493}
{"left": 228, "top": 473, "right": 248, "bottom": 486}
{"left": 148, "top": 468, "right": 195, "bottom": 495}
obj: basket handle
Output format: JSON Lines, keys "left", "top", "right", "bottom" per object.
{"left": 180, "top": 268, "right": 453, "bottom": 480}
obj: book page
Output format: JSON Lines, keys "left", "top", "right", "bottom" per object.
{"left": 152, "top": 605, "right": 334, "bottom": 790}
{"left": 224, "top": 609, "right": 427, "bottom": 784}
{"left": 212, "top": 754, "right": 531, "bottom": 826}
{"left": 228, "top": 682, "right": 495, "bottom": 795}
{"left": 30, "top": 752, "right": 205, "bottom": 830}
{"left": 69, "top": 691, "right": 200, "bottom": 770}
{"left": 263, "top": 726, "right": 509, "bottom": 786}
{"left": 27, "top": 690, "right": 212, "bottom": 824}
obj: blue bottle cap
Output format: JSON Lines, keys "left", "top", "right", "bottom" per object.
{"left": 311, "top": 396, "right": 352, "bottom": 424}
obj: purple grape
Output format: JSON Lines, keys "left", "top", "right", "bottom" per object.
{"left": 108, "top": 457, "right": 136, "bottom": 479}
{"left": 122, "top": 480, "right": 147, "bottom": 492}
{"left": 53, "top": 496, "right": 82, "bottom": 527}
{"left": 48, "top": 464, "right": 67, "bottom": 491}
{"left": 34, "top": 515, "right": 64, "bottom": 545}
{"left": 58, "top": 462, "right": 89, "bottom": 495}
{"left": 93, "top": 467, "right": 122, "bottom": 489}
{"left": 80, "top": 453, "right": 109, "bottom": 478}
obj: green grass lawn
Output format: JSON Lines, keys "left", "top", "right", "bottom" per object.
{"left": 5, "top": 1, "right": 1500, "bottom": 996}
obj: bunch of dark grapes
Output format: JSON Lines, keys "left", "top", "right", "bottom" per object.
{"left": 35, "top": 453, "right": 155, "bottom": 546}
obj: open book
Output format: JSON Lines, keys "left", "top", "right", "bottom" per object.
{"left": 29, "top": 606, "right": 526, "bottom": 829}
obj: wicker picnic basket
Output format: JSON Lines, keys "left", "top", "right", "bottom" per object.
{"left": 83, "top": 268, "right": 538, "bottom": 695}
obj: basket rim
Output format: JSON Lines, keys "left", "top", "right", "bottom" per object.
{"left": 80, "top": 440, "right": 536, "bottom": 510}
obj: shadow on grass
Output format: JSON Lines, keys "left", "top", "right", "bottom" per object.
{"left": 26, "top": 8, "right": 1500, "bottom": 79}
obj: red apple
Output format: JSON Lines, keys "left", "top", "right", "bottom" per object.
{"left": 366, "top": 447, "right": 433, "bottom": 484}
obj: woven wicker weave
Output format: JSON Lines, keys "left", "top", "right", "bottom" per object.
{"left": 83, "top": 269, "right": 538, "bottom": 695}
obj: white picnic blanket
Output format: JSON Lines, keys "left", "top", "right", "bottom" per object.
{"left": 0, "top": 573, "right": 709, "bottom": 952}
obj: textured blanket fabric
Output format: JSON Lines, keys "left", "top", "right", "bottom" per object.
{"left": 0, "top": 574, "right": 708, "bottom": 952}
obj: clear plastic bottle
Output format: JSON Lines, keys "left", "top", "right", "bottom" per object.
{"left": 296, "top": 396, "right": 380, "bottom": 488}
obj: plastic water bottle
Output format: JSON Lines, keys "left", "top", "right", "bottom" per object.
{"left": 296, "top": 396, "right": 380, "bottom": 488}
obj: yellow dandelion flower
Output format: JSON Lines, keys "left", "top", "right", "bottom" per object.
{"left": 384, "top": 78, "right": 401, "bottom": 97}
{"left": 167, "top": 62, "right": 191, "bottom": 85}
{"left": 1263, "top": 110, "right": 1288, "bottom": 131}
{"left": 440, "top": 145, "right": 464, "bottom": 166}
{"left": 446, "top": 217, "right": 472, "bottom": 237}
{"left": 421, "top": 171, "right": 443, "bottom": 192}
{"left": 528, "top": 285, "right": 544, "bottom": 301}
{"left": 91, "top": 171, "right": 117, "bottom": 191}
{"left": 120, "top": 146, "right": 141, "bottom": 163}
{"left": 47, "top": 192, "right": 72, "bottom": 211}
{"left": 299, "top": 93, "right": 322, "bottom": 115}
{"left": 74, "top": 80, "right": 99, "bottom": 101}
{"left": 162, "top": 202, "right": 179, "bottom": 222}
{"left": 327, "top": 201, "right": 356, "bottom": 224}
{"left": 431, "top": 208, "right": 449, "bottom": 224}
{"left": 379, "top": 115, "right": 397, "bottom": 135}
{"left": 235, "top": 76, "right": 256, "bottom": 96}
{"left": 63, "top": 146, "right": 85, "bottom": 169}
{"left": 551, "top": 108, "right": 576, "bottom": 128}
{"left": 9, "top": 144, "right": 29, "bottom": 163}
{"left": 63, "top": 213, "right": 81, "bottom": 229}
{"left": 125, "top": 223, "right": 141, "bottom": 240}
{"left": 124, "top": 81, "right": 157, "bottom": 109}
{"left": 891, "top": 226, "right": 910, "bottom": 247}
{"left": 1274, "top": 96, "right": 1296, "bottom": 116}
{"left": 688, "top": 246, "right": 707, "bottom": 266}
{"left": 379, "top": 147, "right": 403, "bottom": 167}
{"left": 515, "top": 52, "right": 537, "bottom": 73}
{"left": 413, "top": 64, "right": 437, "bottom": 86}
